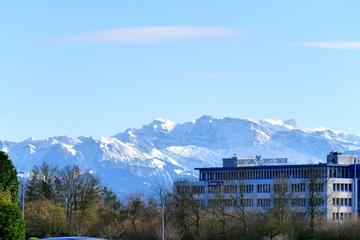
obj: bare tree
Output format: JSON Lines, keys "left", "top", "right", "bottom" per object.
{"left": 55, "top": 165, "right": 101, "bottom": 235}
{"left": 152, "top": 184, "right": 174, "bottom": 240}
{"left": 153, "top": 223, "right": 183, "bottom": 240}
{"left": 172, "top": 182, "right": 207, "bottom": 239}
{"left": 26, "top": 162, "right": 59, "bottom": 202}
{"left": 306, "top": 166, "right": 328, "bottom": 240}
{"left": 227, "top": 180, "right": 252, "bottom": 239}
{"left": 126, "top": 195, "right": 144, "bottom": 238}
{"left": 266, "top": 175, "right": 293, "bottom": 239}
{"left": 208, "top": 190, "right": 232, "bottom": 239}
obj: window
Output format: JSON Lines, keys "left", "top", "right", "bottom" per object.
{"left": 332, "top": 198, "right": 352, "bottom": 207}
{"left": 257, "top": 184, "right": 271, "bottom": 193}
{"left": 177, "top": 186, "right": 190, "bottom": 194}
{"left": 240, "top": 184, "right": 254, "bottom": 193}
{"left": 291, "top": 183, "right": 306, "bottom": 192}
{"left": 223, "top": 199, "right": 236, "bottom": 207}
{"left": 332, "top": 183, "right": 352, "bottom": 192}
{"left": 291, "top": 198, "right": 306, "bottom": 207}
{"left": 274, "top": 184, "right": 288, "bottom": 193}
{"left": 309, "top": 183, "right": 324, "bottom": 192}
{"left": 192, "top": 186, "right": 204, "bottom": 194}
{"left": 240, "top": 199, "right": 254, "bottom": 207}
{"left": 224, "top": 185, "right": 237, "bottom": 193}
{"left": 208, "top": 185, "right": 221, "bottom": 194}
{"left": 314, "top": 198, "right": 324, "bottom": 206}
{"left": 257, "top": 198, "right": 271, "bottom": 207}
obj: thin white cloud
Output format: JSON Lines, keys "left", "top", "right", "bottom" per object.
{"left": 181, "top": 73, "right": 223, "bottom": 80}
{"left": 299, "top": 41, "right": 360, "bottom": 49}
{"left": 53, "top": 26, "right": 239, "bottom": 44}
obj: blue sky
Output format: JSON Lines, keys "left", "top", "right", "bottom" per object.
{"left": 1, "top": 1, "right": 360, "bottom": 141}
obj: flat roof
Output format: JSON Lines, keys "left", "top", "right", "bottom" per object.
{"left": 195, "top": 163, "right": 354, "bottom": 171}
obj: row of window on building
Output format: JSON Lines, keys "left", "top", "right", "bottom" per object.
{"left": 333, "top": 183, "right": 352, "bottom": 192}
{"left": 199, "top": 166, "right": 353, "bottom": 181}
{"left": 332, "top": 198, "right": 352, "bottom": 207}
{"left": 177, "top": 183, "right": 326, "bottom": 194}
{"left": 332, "top": 212, "right": 353, "bottom": 220}
{"left": 205, "top": 197, "right": 325, "bottom": 208}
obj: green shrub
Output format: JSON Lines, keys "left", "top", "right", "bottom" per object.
{"left": 25, "top": 199, "right": 66, "bottom": 238}
{"left": 0, "top": 203, "right": 25, "bottom": 240}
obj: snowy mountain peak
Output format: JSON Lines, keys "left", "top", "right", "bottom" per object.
{"left": 3, "top": 115, "right": 360, "bottom": 194}
{"left": 305, "top": 126, "right": 328, "bottom": 132}
{"left": 261, "top": 118, "right": 297, "bottom": 130}
{"left": 153, "top": 118, "right": 176, "bottom": 132}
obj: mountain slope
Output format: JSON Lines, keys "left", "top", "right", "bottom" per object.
{"left": 3, "top": 116, "right": 360, "bottom": 194}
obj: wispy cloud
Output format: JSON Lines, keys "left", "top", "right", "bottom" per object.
{"left": 52, "top": 26, "right": 239, "bottom": 44}
{"left": 178, "top": 73, "right": 224, "bottom": 81}
{"left": 298, "top": 41, "right": 360, "bottom": 49}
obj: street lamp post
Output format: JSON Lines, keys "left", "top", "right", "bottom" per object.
{"left": 18, "top": 171, "right": 25, "bottom": 218}
{"left": 161, "top": 202, "right": 165, "bottom": 240}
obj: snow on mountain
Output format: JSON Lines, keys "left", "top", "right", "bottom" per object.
{"left": 153, "top": 118, "right": 177, "bottom": 132}
{"left": 259, "top": 118, "right": 297, "bottom": 132}
{"left": 3, "top": 116, "right": 360, "bottom": 194}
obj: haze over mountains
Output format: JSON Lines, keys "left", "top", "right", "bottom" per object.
{"left": 2, "top": 116, "right": 360, "bottom": 194}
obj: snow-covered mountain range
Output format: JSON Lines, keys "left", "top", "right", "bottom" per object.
{"left": 2, "top": 116, "right": 360, "bottom": 195}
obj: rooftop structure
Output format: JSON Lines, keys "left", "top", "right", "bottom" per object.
{"left": 222, "top": 154, "right": 288, "bottom": 168}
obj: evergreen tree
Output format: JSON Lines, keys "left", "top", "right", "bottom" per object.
{"left": 0, "top": 204, "right": 26, "bottom": 240}
{"left": 0, "top": 151, "right": 19, "bottom": 203}
{"left": 0, "top": 176, "right": 25, "bottom": 240}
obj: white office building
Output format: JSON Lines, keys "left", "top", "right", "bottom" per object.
{"left": 174, "top": 152, "right": 359, "bottom": 220}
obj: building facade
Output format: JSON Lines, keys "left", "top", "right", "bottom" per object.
{"left": 174, "top": 152, "right": 359, "bottom": 220}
